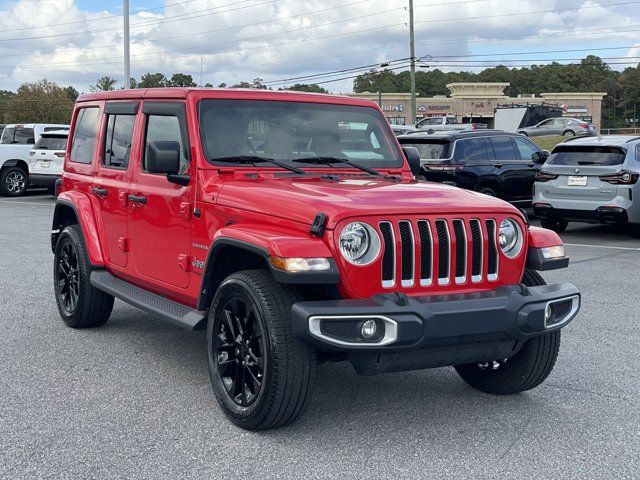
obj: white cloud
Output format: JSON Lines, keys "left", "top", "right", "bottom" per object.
{"left": 0, "top": 0, "right": 638, "bottom": 93}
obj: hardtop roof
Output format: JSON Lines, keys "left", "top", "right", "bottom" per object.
{"left": 557, "top": 135, "right": 640, "bottom": 148}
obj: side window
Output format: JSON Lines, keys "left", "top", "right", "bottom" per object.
{"left": 512, "top": 137, "right": 539, "bottom": 161}
{"left": 456, "top": 138, "right": 489, "bottom": 164}
{"left": 538, "top": 119, "right": 553, "bottom": 127}
{"left": 490, "top": 136, "right": 518, "bottom": 161}
{"left": 144, "top": 115, "right": 188, "bottom": 172}
{"left": 103, "top": 114, "right": 135, "bottom": 169}
{"left": 636, "top": 144, "right": 640, "bottom": 162}
{"left": 70, "top": 107, "right": 100, "bottom": 164}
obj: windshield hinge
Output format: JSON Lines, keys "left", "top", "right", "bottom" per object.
{"left": 310, "top": 212, "right": 327, "bottom": 238}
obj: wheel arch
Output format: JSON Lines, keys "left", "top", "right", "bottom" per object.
{"left": 52, "top": 192, "right": 104, "bottom": 266}
{"left": 1, "top": 159, "right": 29, "bottom": 172}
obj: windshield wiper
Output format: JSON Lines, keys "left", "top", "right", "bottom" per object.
{"left": 212, "top": 155, "right": 305, "bottom": 174}
{"left": 291, "top": 156, "right": 382, "bottom": 176}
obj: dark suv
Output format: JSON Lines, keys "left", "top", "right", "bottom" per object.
{"left": 398, "top": 130, "right": 548, "bottom": 206}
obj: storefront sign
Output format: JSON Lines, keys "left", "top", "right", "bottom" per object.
{"left": 417, "top": 104, "right": 452, "bottom": 112}
{"left": 382, "top": 104, "right": 403, "bottom": 112}
{"left": 561, "top": 104, "right": 588, "bottom": 114}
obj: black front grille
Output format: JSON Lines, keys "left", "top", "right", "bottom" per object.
{"left": 453, "top": 219, "right": 466, "bottom": 279}
{"left": 486, "top": 220, "right": 498, "bottom": 277}
{"left": 379, "top": 222, "right": 394, "bottom": 284}
{"left": 470, "top": 219, "right": 482, "bottom": 278}
{"left": 435, "top": 220, "right": 449, "bottom": 280}
{"left": 417, "top": 221, "right": 432, "bottom": 283}
{"left": 399, "top": 221, "right": 413, "bottom": 282}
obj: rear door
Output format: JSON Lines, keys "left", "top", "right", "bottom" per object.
{"left": 538, "top": 145, "right": 627, "bottom": 202}
{"left": 92, "top": 101, "right": 139, "bottom": 269}
{"left": 127, "top": 101, "right": 192, "bottom": 289}
{"left": 488, "top": 135, "right": 532, "bottom": 202}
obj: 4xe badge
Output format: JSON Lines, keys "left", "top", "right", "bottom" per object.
{"left": 192, "top": 258, "right": 205, "bottom": 270}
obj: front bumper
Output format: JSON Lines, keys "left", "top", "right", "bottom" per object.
{"left": 29, "top": 173, "right": 60, "bottom": 188}
{"left": 291, "top": 283, "right": 580, "bottom": 375}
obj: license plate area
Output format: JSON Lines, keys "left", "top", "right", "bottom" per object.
{"left": 567, "top": 175, "right": 587, "bottom": 186}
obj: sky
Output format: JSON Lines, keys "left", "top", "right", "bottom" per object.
{"left": 0, "top": 0, "right": 639, "bottom": 94}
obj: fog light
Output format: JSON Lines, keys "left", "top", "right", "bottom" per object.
{"left": 544, "top": 303, "right": 554, "bottom": 325}
{"left": 361, "top": 319, "right": 377, "bottom": 339}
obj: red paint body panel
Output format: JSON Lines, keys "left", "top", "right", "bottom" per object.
{"left": 57, "top": 88, "right": 564, "bottom": 309}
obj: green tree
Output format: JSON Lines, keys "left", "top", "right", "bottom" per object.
{"left": 231, "top": 78, "right": 268, "bottom": 89}
{"left": 0, "top": 90, "right": 15, "bottom": 122}
{"left": 4, "top": 79, "right": 74, "bottom": 124}
{"left": 283, "top": 83, "right": 329, "bottom": 93}
{"left": 90, "top": 76, "right": 117, "bottom": 92}
{"left": 63, "top": 86, "right": 79, "bottom": 101}
{"left": 137, "top": 72, "right": 169, "bottom": 88}
{"left": 168, "top": 73, "right": 196, "bottom": 87}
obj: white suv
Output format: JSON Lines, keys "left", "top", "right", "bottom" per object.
{"left": 0, "top": 123, "right": 69, "bottom": 196}
{"left": 28, "top": 130, "right": 69, "bottom": 194}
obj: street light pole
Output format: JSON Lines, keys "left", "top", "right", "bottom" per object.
{"left": 123, "top": 0, "right": 130, "bottom": 89}
{"left": 409, "top": 0, "right": 417, "bottom": 125}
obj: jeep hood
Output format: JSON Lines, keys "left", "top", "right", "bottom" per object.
{"left": 212, "top": 175, "right": 518, "bottom": 228}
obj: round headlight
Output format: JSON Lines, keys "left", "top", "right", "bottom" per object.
{"left": 339, "top": 222, "right": 381, "bottom": 265}
{"left": 498, "top": 218, "right": 523, "bottom": 258}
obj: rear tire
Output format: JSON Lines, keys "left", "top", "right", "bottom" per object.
{"left": 540, "top": 218, "right": 568, "bottom": 233}
{"left": 207, "top": 270, "right": 316, "bottom": 430}
{"left": 0, "top": 166, "right": 28, "bottom": 196}
{"left": 454, "top": 268, "right": 561, "bottom": 395}
{"left": 563, "top": 130, "right": 576, "bottom": 137}
{"left": 479, "top": 187, "right": 497, "bottom": 197}
{"left": 53, "top": 225, "right": 114, "bottom": 328}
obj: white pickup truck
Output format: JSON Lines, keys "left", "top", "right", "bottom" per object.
{"left": 0, "top": 123, "right": 69, "bottom": 196}
{"left": 412, "top": 116, "right": 488, "bottom": 132}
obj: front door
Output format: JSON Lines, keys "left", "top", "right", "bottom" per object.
{"left": 92, "top": 102, "right": 138, "bottom": 268}
{"left": 127, "top": 101, "right": 192, "bottom": 289}
{"left": 488, "top": 135, "right": 532, "bottom": 202}
{"left": 512, "top": 135, "right": 542, "bottom": 201}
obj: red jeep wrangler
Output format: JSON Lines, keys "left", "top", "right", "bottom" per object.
{"left": 52, "top": 88, "right": 580, "bottom": 430}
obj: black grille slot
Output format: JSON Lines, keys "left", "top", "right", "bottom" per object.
{"left": 417, "top": 221, "right": 432, "bottom": 282}
{"left": 399, "top": 221, "right": 413, "bottom": 283}
{"left": 379, "top": 222, "right": 394, "bottom": 285}
{"left": 435, "top": 220, "right": 449, "bottom": 280}
{"left": 470, "top": 219, "right": 482, "bottom": 278}
{"left": 453, "top": 220, "right": 466, "bottom": 280}
{"left": 320, "top": 320, "right": 359, "bottom": 341}
{"left": 486, "top": 219, "right": 498, "bottom": 277}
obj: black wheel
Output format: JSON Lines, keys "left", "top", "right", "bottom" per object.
{"left": 540, "top": 218, "right": 568, "bottom": 233}
{"left": 0, "top": 166, "right": 28, "bottom": 196}
{"left": 207, "top": 270, "right": 316, "bottom": 430}
{"left": 53, "top": 225, "right": 114, "bottom": 328}
{"left": 479, "top": 187, "right": 497, "bottom": 197}
{"left": 562, "top": 130, "right": 576, "bottom": 137}
{"left": 454, "top": 268, "right": 561, "bottom": 395}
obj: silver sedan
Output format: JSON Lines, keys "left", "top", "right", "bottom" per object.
{"left": 518, "top": 117, "right": 596, "bottom": 137}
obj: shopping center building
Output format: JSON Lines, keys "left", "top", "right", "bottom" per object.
{"left": 348, "top": 82, "right": 607, "bottom": 129}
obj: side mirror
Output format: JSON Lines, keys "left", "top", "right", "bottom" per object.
{"left": 531, "top": 150, "right": 550, "bottom": 164}
{"left": 402, "top": 147, "right": 422, "bottom": 177}
{"left": 147, "top": 141, "right": 180, "bottom": 174}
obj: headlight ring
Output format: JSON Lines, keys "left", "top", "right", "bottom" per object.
{"left": 498, "top": 218, "right": 523, "bottom": 258}
{"left": 339, "top": 222, "right": 381, "bottom": 265}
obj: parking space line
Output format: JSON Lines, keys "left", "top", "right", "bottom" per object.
{"left": 564, "top": 243, "right": 640, "bottom": 251}
{"left": 0, "top": 200, "right": 53, "bottom": 207}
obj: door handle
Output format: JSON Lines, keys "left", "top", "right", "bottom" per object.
{"left": 493, "top": 163, "right": 503, "bottom": 168}
{"left": 92, "top": 187, "right": 108, "bottom": 197}
{"left": 128, "top": 194, "right": 147, "bottom": 204}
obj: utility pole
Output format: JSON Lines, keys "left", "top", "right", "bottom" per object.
{"left": 409, "top": 0, "right": 417, "bottom": 125}
{"left": 123, "top": 0, "right": 130, "bottom": 89}
{"left": 200, "top": 57, "right": 204, "bottom": 86}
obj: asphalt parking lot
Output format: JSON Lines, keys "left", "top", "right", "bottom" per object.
{"left": 1, "top": 192, "right": 638, "bottom": 479}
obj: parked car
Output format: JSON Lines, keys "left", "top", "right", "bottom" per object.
{"left": 413, "top": 115, "right": 488, "bottom": 132}
{"left": 533, "top": 135, "right": 640, "bottom": 234}
{"left": 390, "top": 124, "right": 416, "bottom": 136}
{"left": 0, "top": 123, "right": 69, "bottom": 196}
{"left": 398, "top": 130, "right": 548, "bottom": 206}
{"left": 518, "top": 117, "right": 595, "bottom": 137}
{"left": 28, "top": 130, "right": 69, "bottom": 194}
{"left": 52, "top": 88, "right": 579, "bottom": 430}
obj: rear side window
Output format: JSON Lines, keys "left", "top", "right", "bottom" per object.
{"left": 0, "top": 127, "right": 35, "bottom": 144}
{"left": 547, "top": 145, "right": 627, "bottom": 166}
{"left": 34, "top": 136, "right": 67, "bottom": 150}
{"left": 70, "top": 108, "right": 100, "bottom": 164}
{"left": 401, "top": 140, "right": 451, "bottom": 161}
{"left": 103, "top": 114, "right": 135, "bottom": 169}
{"left": 456, "top": 138, "right": 489, "bottom": 163}
{"left": 490, "top": 136, "right": 518, "bottom": 161}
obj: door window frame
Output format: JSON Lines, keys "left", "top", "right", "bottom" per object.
{"left": 101, "top": 102, "right": 139, "bottom": 170}
{"left": 141, "top": 101, "right": 191, "bottom": 175}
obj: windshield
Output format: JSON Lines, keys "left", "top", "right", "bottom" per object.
{"left": 198, "top": 99, "right": 403, "bottom": 169}
{"left": 547, "top": 145, "right": 627, "bottom": 166}
{"left": 1, "top": 127, "right": 35, "bottom": 145}
{"left": 399, "top": 140, "right": 451, "bottom": 161}
{"left": 34, "top": 136, "right": 67, "bottom": 150}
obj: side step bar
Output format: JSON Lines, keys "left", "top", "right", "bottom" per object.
{"left": 90, "top": 270, "right": 207, "bottom": 331}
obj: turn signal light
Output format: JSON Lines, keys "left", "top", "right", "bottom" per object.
{"left": 269, "top": 256, "right": 331, "bottom": 272}
{"left": 599, "top": 170, "right": 639, "bottom": 185}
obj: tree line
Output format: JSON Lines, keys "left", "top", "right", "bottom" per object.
{"left": 353, "top": 56, "right": 640, "bottom": 128}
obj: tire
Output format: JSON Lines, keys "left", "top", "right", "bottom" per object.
{"left": 454, "top": 268, "right": 561, "bottom": 395}
{"left": 563, "top": 130, "right": 576, "bottom": 137}
{"left": 53, "top": 225, "right": 114, "bottom": 328}
{"left": 207, "top": 270, "right": 316, "bottom": 430}
{"left": 0, "top": 166, "right": 28, "bottom": 196}
{"left": 479, "top": 187, "right": 497, "bottom": 197}
{"left": 540, "top": 218, "right": 568, "bottom": 233}
{"left": 518, "top": 131, "right": 528, "bottom": 137}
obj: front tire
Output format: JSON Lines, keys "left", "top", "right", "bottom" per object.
{"left": 207, "top": 270, "right": 316, "bottom": 430}
{"left": 0, "top": 166, "right": 28, "bottom": 196}
{"left": 53, "top": 225, "right": 114, "bottom": 328}
{"left": 454, "top": 268, "right": 561, "bottom": 395}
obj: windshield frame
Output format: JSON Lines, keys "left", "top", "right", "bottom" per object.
{"left": 197, "top": 98, "right": 405, "bottom": 171}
